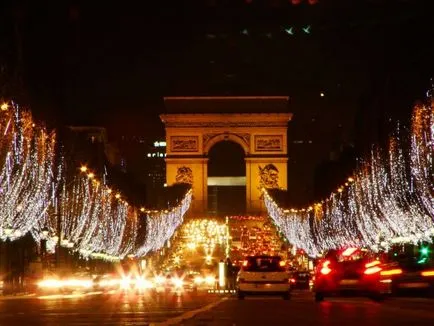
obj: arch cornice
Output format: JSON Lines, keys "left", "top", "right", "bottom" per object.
{"left": 160, "top": 113, "right": 292, "bottom": 128}
{"left": 203, "top": 132, "right": 250, "bottom": 155}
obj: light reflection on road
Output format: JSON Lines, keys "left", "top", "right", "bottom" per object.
{"left": 37, "top": 291, "right": 104, "bottom": 300}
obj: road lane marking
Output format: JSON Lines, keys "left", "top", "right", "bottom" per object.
{"left": 149, "top": 297, "right": 228, "bottom": 326}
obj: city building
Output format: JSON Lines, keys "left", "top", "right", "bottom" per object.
{"left": 117, "top": 135, "right": 167, "bottom": 207}
{"left": 61, "top": 126, "right": 121, "bottom": 180}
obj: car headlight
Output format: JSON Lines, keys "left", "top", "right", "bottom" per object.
{"left": 172, "top": 278, "right": 184, "bottom": 288}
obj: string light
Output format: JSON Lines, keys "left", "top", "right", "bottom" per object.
{"left": 134, "top": 190, "right": 192, "bottom": 257}
{"left": 162, "top": 218, "right": 228, "bottom": 270}
{"left": 410, "top": 101, "right": 434, "bottom": 219}
{"left": 0, "top": 102, "right": 59, "bottom": 241}
{"left": 264, "top": 97, "right": 434, "bottom": 256}
{"left": 1, "top": 100, "right": 193, "bottom": 262}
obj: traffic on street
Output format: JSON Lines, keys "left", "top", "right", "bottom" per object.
{"left": 1, "top": 289, "right": 434, "bottom": 325}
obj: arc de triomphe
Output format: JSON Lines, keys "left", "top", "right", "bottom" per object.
{"left": 160, "top": 96, "right": 292, "bottom": 216}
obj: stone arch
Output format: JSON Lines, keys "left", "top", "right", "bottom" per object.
{"left": 160, "top": 97, "right": 292, "bottom": 216}
{"left": 203, "top": 133, "right": 250, "bottom": 155}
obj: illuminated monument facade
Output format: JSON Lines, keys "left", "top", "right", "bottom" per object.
{"left": 160, "top": 96, "right": 292, "bottom": 216}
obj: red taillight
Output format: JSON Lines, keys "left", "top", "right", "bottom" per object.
{"left": 380, "top": 269, "right": 402, "bottom": 276}
{"left": 290, "top": 278, "right": 296, "bottom": 283}
{"left": 364, "top": 261, "right": 382, "bottom": 275}
{"left": 421, "top": 270, "right": 434, "bottom": 277}
{"left": 320, "top": 260, "right": 332, "bottom": 275}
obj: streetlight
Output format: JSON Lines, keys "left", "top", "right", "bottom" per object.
{"left": 1, "top": 102, "right": 9, "bottom": 111}
{"left": 4, "top": 226, "right": 14, "bottom": 237}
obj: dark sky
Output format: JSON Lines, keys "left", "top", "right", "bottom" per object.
{"left": 1, "top": 1, "right": 432, "bottom": 126}
{"left": 1, "top": 0, "right": 433, "bottom": 204}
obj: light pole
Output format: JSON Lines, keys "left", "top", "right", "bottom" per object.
{"left": 56, "top": 208, "right": 61, "bottom": 270}
{"left": 40, "top": 227, "right": 49, "bottom": 271}
{"left": 3, "top": 225, "right": 14, "bottom": 294}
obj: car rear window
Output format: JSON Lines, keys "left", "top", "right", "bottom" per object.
{"left": 244, "top": 257, "right": 285, "bottom": 272}
{"left": 325, "top": 248, "right": 374, "bottom": 263}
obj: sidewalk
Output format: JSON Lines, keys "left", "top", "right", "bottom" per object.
{"left": 0, "top": 284, "right": 36, "bottom": 300}
{"left": 0, "top": 291, "right": 36, "bottom": 300}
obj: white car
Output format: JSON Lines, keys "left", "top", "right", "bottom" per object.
{"left": 236, "top": 255, "right": 292, "bottom": 299}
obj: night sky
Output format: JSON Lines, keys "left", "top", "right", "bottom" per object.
{"left": 1, "top": 0, "right": 433, "bottom": 204}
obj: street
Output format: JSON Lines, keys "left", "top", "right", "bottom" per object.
{"left": 1, "top": 290, "right": 434, "bottom": 325}
{"left": 0, "top": 290, "right": 217, "bottom": 326}
{"left": 182, "top": 292, "right": 434, "bottom": 326}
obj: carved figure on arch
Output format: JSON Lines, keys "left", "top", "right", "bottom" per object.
{"left": 258, "top": 164, "right": 279, "bottom": 189}
{"left": 175, "top": 166, "right": 193, "bottom": 185}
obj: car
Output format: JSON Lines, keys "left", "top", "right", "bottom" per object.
{"left": 313, "top": 247, "right": 389, "bottom": 302}
{"left": 236, "top": 255, "right": 292, "bottom": 300}
{"left": 182, "top": 274, "right": 200, "bottom": 292}
{"left": 290, "top": 271, "right": 311, "bottom": 290}
{"left": 382, "top": 243, "right": 434, "bottom": 298}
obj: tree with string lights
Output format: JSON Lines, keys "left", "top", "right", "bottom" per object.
{"left": 0, "top": 101, "right": 59, "bottom": 241}
{"left": 264, "top": 92, "right": 434, "bottom": 257}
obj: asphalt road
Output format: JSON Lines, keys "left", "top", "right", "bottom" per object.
{"left": 183, "top": 291, "right": 434, "bottom": 326}
{"left": 0, "top": 290, "right": 218, "bottom": 326}
{"left": 1, "top": 290, "right": 434, "bottom": 326}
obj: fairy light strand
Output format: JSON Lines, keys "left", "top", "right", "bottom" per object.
{"left": 1, "top": 101, "right": 193, "bottom": 261}
{"left": 0, "top": 102, "right": 59, "bottom": 241}
{"left": 134, "top": 190, "right": 192, "bottom": 257}
{"left": 264, "top": 97, "right": 434, "bottom": 256}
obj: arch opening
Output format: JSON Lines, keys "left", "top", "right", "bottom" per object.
{"left": 207, "top": 140, "right": 246, "bottom": 216}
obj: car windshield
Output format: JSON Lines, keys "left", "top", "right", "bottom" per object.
{"left": 244, "top": 256, "right": 285, "bottom": 272}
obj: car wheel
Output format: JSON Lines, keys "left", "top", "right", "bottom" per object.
{"left": 282, "top": 292, "right": 291, "bottom": 300}
{"left": 237, "top": 291, "right": 245, "bottom": 300}
{"left": 314, "top": 292, "right": 324, "bottom": 302}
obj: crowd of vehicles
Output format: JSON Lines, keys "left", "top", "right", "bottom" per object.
{"left": 235, "top": 243, "right": 434, "bottom": 302}
{"left": 35, "top": 271, "right": 218, "bottom": 294}
{"left": 34, "top": 243, "right": 434, "bottom": 302}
